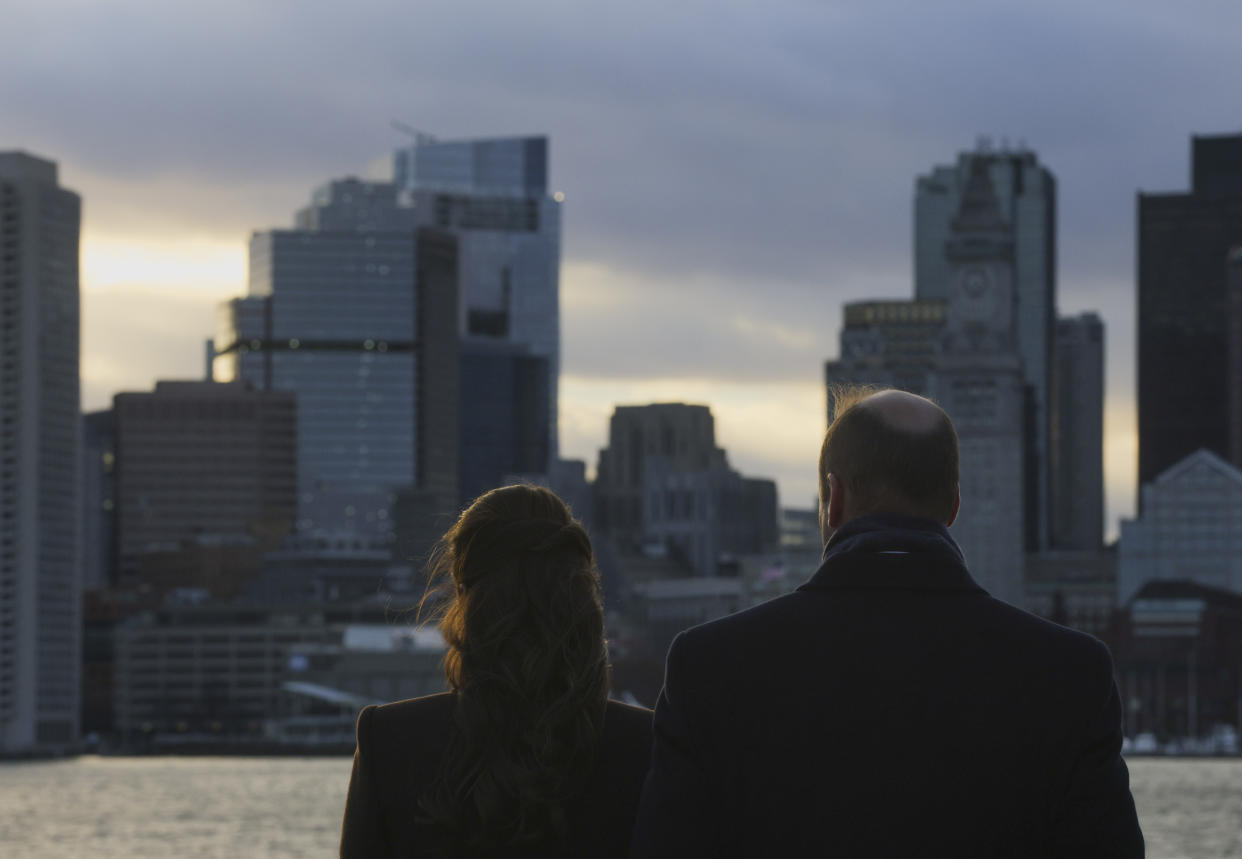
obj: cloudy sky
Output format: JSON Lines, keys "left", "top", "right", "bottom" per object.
{"left": 4, "top": 0, "right": 1240, "bottom": 536}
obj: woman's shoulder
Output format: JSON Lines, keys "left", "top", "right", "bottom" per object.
{"left": 604, "top": 697, "right": 652, "bottom": 727}
{"left": 361, "top": 691, "right": 455, "bottom": 743}
{"left": 598, "top": 698, "right": 653, "bottom": 756}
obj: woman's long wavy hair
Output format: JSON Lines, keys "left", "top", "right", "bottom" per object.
{"left": 419, "top": 484, "right": 610, "bottom": 855}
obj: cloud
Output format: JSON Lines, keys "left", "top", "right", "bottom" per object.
{"left": 562, "top": 262, "right": 845, "bottom": 384}
{"left": 6, "top": 0, "right": 1236, "bottom": 286}
{"left": 8, "top": 0, "right": 1240, "bottom": 529}
{"left": 82, "top": 287, "right": 225, "bottom": 411}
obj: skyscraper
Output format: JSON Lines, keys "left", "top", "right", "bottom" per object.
{"left": 1052, "top": 313, "right": 1105, "bottom": 550}
{"left": 0, "top": 152, "right": 81, "bottom": 753}
{"left": 215, "top": 179, "right": 460, "bottom": 538}
{"left": 915, "top": 142, "right": 1056, "bottom": 551}
{"left": 827, "top": 160, "right": 1027, "bottom": 605}
{"left": 1226, "top": 245, "right": 1242, "bottom": 470}
{"left": 1137, "top": 133, "right": 1242, "bottom": 488}
{"left": 933, "top": 159, "right": 1028, "bottom": 605}
{"left": 395, "top": 136, "right": 561, "bottom": 461}
{"left": 458, "top": 339, "right": 550, "bottom": 506}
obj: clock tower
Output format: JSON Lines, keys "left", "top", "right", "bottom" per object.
{"left": 942, "top": 159, "right": 1018, "bottom": 355}
{"left": 931, "top": 158, "right": 1028, "bottom": 606}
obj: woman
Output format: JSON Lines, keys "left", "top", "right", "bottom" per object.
{"left": 340, "top": 484, "right": 653, "bottom": 857}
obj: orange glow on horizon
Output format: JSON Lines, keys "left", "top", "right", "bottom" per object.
{"left": 81, "top": 230, "right": 244, "bottom": 292}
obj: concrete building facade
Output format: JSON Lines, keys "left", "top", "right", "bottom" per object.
{"left": 915, "top": 142, "right": 1057, "bottom": 551}
{"left": 0, "top": 152, "right": 81, "bottom": 753}
{"left": 112, "top": 604, "right": 381, "bottom": 741}
{"left": 594, "top": 404, "right": 778, "bottom": 578}
{"left": 827, "top": 159, "right": 1027, "bottom": 606}
{"left": 595, "top": 404, "right": 728, "bottom": 555}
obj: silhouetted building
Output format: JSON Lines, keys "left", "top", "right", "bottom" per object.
{"left": 81, "top": 591, "right": 118, "bottom": 737}
{"left": 1229, "top": 246, "right": 1242, "bottom": 469}
{"left": 638, "top": 577, "right": 744, "bottom": 656}
{"left": 779, "top": 508, "right": 821, "bottom": 555}
{"left": 595, "top": 404, "right": 728, "bottom": 553}
{"left": 1138, "top": 133, "right": 1242, "bottom": 488}
{"left": 238, "top": 534, "right": 409, "bottom": 605}
{"left": 641, "top": 460, "right": 777, "bottom": 577}
{"left": 459, "top": 338, "right": 550, "bottom": 506}
{"left": 112, "top": 382, "right": 297, "bottom": 594}
{"left": 82, "top": 410, "right": 115, "bottom": 590}
{"left": 1052, "top": 313, "right": 1105, "bottom": 550}
{"left": 396, "top": 136, "right": 561, "bottom": 461}
{"left": 1024, "top": 549, "right": 1117, "bottom": 642}
{"left": 738, "top": 477, "right": 780, "bottom": 558}
{"left": 0, "top": 152, "right": 81, "bottom": 754}
{"left": 1113, "top": 580, "right": 1242, "bottom": 741}
{"left": 594, "top": 404, "right": 778, "bottom": 579}
{"left": 1118, "top": 449, "right": 1242, "bottom": 604}
{"left": 506, "top": 458, "right": 594, "bottom": 527}
{"left": 916, "top": 142, "right": 1057, "bottom": 550}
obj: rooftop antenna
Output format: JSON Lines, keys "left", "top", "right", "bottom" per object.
{"left": 391, "top": 120, "right": 436, "bottom": 146}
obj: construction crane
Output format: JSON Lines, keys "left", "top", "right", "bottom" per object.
{"left": 390, "top": 121, "right": 436, "bottom": 146}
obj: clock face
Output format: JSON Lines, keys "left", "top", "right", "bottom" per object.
{"left": 962, "top": 266, "right": 990, "bottom": 298}
{"left": 956, "top": 265, "right": 996, "bottom": 322}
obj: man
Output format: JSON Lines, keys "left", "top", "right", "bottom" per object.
{"left": 630, "top": 388, "right": 1143, "bottom": 857}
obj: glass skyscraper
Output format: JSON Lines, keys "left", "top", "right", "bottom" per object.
{"left": 458, "top": 339, "right": 550, "bottom": 506}
{"left": 395, "top": 136, "right": 561, "bottom": 460}
{"left": 215, "top": 179, "right": 459, "bottom": 537}
{"left": 217, "top": 136, "right": 559, "bottom": 538}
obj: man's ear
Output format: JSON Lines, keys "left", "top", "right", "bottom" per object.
{"left": 945, "top": 484, "right": 961, "bottom": 527}
{"left": 826, "top": 473, "right": 847, "bottom": 532}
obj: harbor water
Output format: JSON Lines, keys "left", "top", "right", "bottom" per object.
{"left": 0, "top": 756, "right": 1238, "bottom": 857}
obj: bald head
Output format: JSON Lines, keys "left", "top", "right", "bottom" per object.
{"left": 819, "top": 386, "right": 960, "bottom": 536}
{"left": 855, "top": 389, "right": 947, "bottom": 433}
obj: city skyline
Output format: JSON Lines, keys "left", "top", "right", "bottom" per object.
{"left": 5, "top": 1, "right": 1241, "bottom": 537}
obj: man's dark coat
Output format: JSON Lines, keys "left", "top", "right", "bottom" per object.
{"left": 630, "top": 514, "right": 1144, "bottom": 857}
{"left": 341, "top": 693, "right": 652, "bottom": 857}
